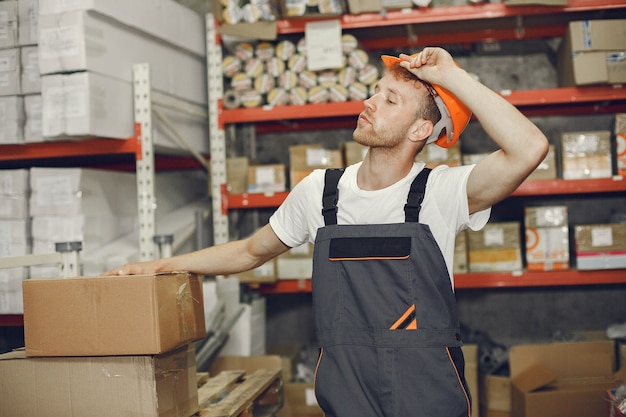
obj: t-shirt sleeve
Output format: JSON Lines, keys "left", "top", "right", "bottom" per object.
{"left": 430, "top": 164, "right": 491, "bottom": 234}
{"left": 269, "top": 170, "right": 322, "bottom": 248}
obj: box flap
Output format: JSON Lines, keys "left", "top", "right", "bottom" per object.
{"left": 512, "top": 363, "right": 558, "bottom": 392}
{"left": 509, "top": 340, "right": 615, "bottom": 380}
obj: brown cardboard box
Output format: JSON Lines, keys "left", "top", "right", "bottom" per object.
{"left": 277, "top": 242, "right": 314, "bottom": 279}
{"left": 226, "top": 156, "right": 249, "bottom": 194}
{"left": 468, "top": 222, "right": 523, "bottom": 272}
{"left": 0, "top": 345, "right": 198, "bottom": 417}
{"left": 527, "top": 144, "right": 557, "bottom": 181}
{"left": 211, "top": 0, "right": 278, "bottom": 40}
{"left": 416, "top": 141, "right": 462, "bottom": 168}
{"left": 453, "top": 230, "right": 468, "bottom": 274}
{"left": 289, "top": 144, "right": 343, "bottom": 188}
{"left": 574, "top": 223, "right": 626, "bottom": 270}
{"left": 524, "top": 206, "right": 570, "bottom": 271}
{"left": 23, "top": 272, "right": 206, "bottom": 356}
{"left": 462, "top": 344, "right": 479, "bottom": 417}
{"left": 281, "top": 382, "right": 324, "bottom": 417}
{"left": 561, "top": 130, "right": 612, "bottom": 179}
{"left": 480, "top": 373, "right": 511, "bottom": 414}
{"left": 235, "top": 259, "right": 278, "bottom": 284}
{"left": 510, "top": 339, "right": 620, "bottom": 417}
{"left": 616, "top": 114, "right": 626, "bottom": 177}
{"left": 343, "top": 141, "right": 368, "bottom": 166}
{"left": 558, "top": 20, "right": 626, "bottom": 86}
{"left": 247, "top": 164, "right": 287, "bottom": 193}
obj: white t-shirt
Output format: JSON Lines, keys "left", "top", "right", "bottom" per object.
{"left": 269, "top": 161, "right": 491, "bottom": 285}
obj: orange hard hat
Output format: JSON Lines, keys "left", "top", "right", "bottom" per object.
{"left": 381, "top": 54, "right": 472, "bottom": 148}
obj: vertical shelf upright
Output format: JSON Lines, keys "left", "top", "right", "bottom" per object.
{"left": 206, "top": 14, "right": 229, "bottom": 246}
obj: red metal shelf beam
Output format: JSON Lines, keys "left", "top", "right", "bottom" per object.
{"left": 275, "top": 0, "right": 626, "bottom": 34}
{"left": 224, "top": 169, "right": 626, "bottom": 211}
{"left": 254, "top": 269, "right": 626, "bottom": 294}
{"left": 0, "top": 314, "right": 24, "bottom": 327}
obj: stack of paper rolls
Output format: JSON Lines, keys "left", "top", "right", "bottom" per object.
{"left": 221, "top": 34, "right": 379, "bottom": 109}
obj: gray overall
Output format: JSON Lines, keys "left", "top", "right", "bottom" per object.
{"left": 312, "top": 168, "right": 472, "bottom": 417}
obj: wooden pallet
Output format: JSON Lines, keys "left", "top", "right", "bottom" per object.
{"left": 194, "top": 368, "right": 282, "bottom": 417}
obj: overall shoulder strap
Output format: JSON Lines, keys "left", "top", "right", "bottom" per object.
{"left": 322, "top": 168, "right": 345, "bottom": 226}
{"left": 404, "top": 168, "right": 432, "bottom": 223}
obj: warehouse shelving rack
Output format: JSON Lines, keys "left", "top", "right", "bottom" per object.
{"left": 207, "top": 0, "right": 626, "bottom": 293}
{"left": 0, "top": 63, "right": 210, "bottom": 327}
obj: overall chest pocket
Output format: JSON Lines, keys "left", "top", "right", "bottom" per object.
{"left": 326, "top": 236, "right": 415, "bottom": 331}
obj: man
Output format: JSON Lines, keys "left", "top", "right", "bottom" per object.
{"left": 106, "top": 47, "right": 548, "bottom": 416}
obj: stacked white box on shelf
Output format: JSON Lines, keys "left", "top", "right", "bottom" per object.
{"left": 23, "top": 93, "right": 41, "bottom": 142}
{"left": 0, "top": 169, "right": 31, "bottom": 314}
{"left": 17, "top": 0, "right": 38, "bottom": 47}
{"left": 0, "top": 48, "right": 20, "bottom": 96}
{"left": 28, "top": 167, "right": 138, "bottom": 278}
{"left": 37, "top": 0, "right": 209, "bottom": 152}
{"left": 0, "top": 1, "right": 18, "bottom": 50}
{"left": 0, "top": 95, "right": 24, "bottom": 143}
{"left": 20, "top": 45, "right": 39, "bottom": 94}
{"left": 28, "top": 167, "right": 208, "bottom": 277}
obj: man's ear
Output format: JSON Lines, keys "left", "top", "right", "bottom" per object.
{"left": 409, "top": 119, "right": 433, "bottom": 143}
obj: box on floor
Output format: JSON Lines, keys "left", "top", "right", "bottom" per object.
{"left": 0, "top": 344, "right": 198, "bottom": 417}
{"left": 23, "top": 272, "right": 205, "bottom": 356}
{"left": 510, "top": 339, "right": 625, "bottom": 417}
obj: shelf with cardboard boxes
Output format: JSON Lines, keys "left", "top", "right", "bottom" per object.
{"left": 0, "top": 0, "right": 212, "bottom": 329}
{"left": 208, "top": 3, "right": 626, "bottom": 293}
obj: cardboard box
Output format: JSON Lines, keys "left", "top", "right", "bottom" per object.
{"left": 616, "top": 114, "right": 626, "bottom": 177}
{"left": 0, "top": 95, "right": 24, "bottom": 144}
{"left": 525, "top": 206, "right": 570, "bottom": 271}
{"left": 38, "top": 9, "right": 206, "bottom": 106}
{"left": 468, "top": 222, "right": 523, "bottom": 272}
{"left": 211, "top": 0, "right": 279, "bottom": 40}
{"left": 0, "top": 345, "right": 199, "bottom": 417}
{"left": 562, "top": 20, "right": 626, "bottom": 53}
{"left": 527, "top": 144, "right": 557, "bottom": 181}
{"left": 23, "top": 272, "right": 206, "bottom": 356}
{"left": 226, "top": 156, "right": 250, "bottom": 194}
{"left": 462, "top": 344, "right": 479, "bottom": 417}
{"left": 343, "top": 141, "right": 368, "bottom": 166}
{"left": 234, "top": 259, "right": 278, "bottom": 284}
{"left": 0, "top": 1, "right": 18, "bottom": 49}
{"left": 561, "top": 130, "right": 612, "bottom": 180}
{"left": 416, "top": 141, "right": 462, "bottom": 168}
{"left": 23, "top": 93, "right": 42, "bottom": 143}
{"left": 558, "top": 20, "right": 626, "bottom": 86}
{"left": 0, "top": 47, "right": 20, "bottom": 96}
{"left": 277, "top": 243, "right": 314, "bottom": 279}
{"left": 281, "top": 382, "right": 323, "bottom": 417}
{"left": 247, "top": 164, "right": 287, "bottom": 193}
{"left": 453, "top": 230, "right": 468, "bottom": 274}
{"left": 575, "top": 223, "right": 626, "bottom": 270}
{"left": 510, "top": 339, "right": 621, "bottom": 417}
{"left": 347, "top": 0, "right": 382, "bottom": 14}
{"left": 17, "top": 0, "right": 38, "bottom": 46}
{"left": 20, "top": 45, "right": 40, "bottom": 94}
{"left": 480, "top": 373, "right": 511, "bottom": 414}
{"left": 289, "top": 144, "right": 343, "bottom": 188}
{"left": 40, "top": 71, "right": 209, "bottom": 152}
{"left": 38, "top": 0, "right": 205, "bottom": 57}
